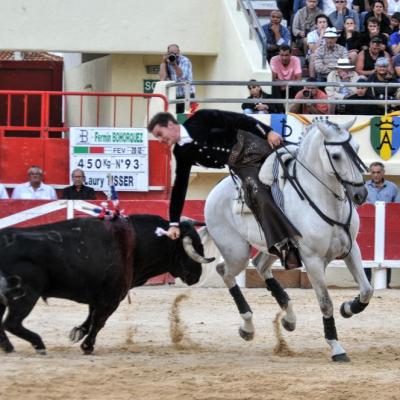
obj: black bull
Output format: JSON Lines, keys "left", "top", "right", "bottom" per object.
{"left": 0, "top": 214, "right": 214, "bottom": 355}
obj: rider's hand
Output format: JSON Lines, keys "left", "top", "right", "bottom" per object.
{"left": 267, "top": 130, "right": 283, "bottom": 149}
{"left": 167, "top": 226, "right": 180, "bottom": 240}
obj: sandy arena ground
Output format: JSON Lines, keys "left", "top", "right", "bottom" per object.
{"left": 1, "top": 287, "right": 399, "bottom": 400}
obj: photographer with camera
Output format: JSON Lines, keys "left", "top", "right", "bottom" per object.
{"left": 289, "top": 77, "right": 329, "bottom": 114}
{"left": 159, "top": 43, "right": 195, "bottom": 113}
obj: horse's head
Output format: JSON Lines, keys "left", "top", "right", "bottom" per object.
{"left": 315, "top": 118, "right": 368, "bottom": 206}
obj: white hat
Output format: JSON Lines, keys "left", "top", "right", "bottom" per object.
{"left": 335, "top": 58, "right": 355, "bottom": 69}
{"left": 323, "top": 27, "right": 339, "bottom": 38}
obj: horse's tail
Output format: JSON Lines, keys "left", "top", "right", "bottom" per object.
{"left": 196, "top": 226, "right": 224, "bottom": 287}
{"left": 0, "top": 272, "right": 24, "bottom": 306}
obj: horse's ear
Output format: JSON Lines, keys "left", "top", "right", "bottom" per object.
{"left": 340, "top": 117, "right": 357, "bottom": 131}
{"left": 315, "top": 122, "right": 330, "bottom": 138}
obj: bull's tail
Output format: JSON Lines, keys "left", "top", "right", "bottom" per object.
{"left": 0, "top": 273, "right": 25, "bottom": 305}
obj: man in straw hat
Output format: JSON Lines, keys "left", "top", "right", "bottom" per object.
{"left": 314, "top": 27, "right": 348, "bottom": 81}
{"left": 326, "top": 57, "right": 359, "bottom": 113}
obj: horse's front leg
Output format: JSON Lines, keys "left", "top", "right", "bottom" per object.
{"left": 341, "top": 242, "right": 373, "bottom": 319}
{"left": 253, "top": 251, "right": 296, "bottom": 332}
{"left": 304, "top": 256, "right": 350, "bottom": 362}
{"left": 216, "top": 260, "right": 255, "bottom": 341}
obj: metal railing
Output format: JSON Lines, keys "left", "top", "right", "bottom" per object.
{"left": 237, "top": 0, "right": 267, "bottom": 68}
{"left": 167, "top": 80, "right": 400, "bottom": 115}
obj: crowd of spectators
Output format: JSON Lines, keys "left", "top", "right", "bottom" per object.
{"left": 254, "top": 0, "right": 400, "bottom": 115}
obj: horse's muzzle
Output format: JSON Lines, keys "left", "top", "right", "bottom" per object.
{"left": 351, "top": 185, "right": 368, "bottom": 206}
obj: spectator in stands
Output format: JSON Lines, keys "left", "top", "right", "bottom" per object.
{"left": 363, "top": 0, "right": 391, "bottom": 34}
{"left": 367, "top": 57, "right": 398, "bottom": 111}
{"left": 389, "top": 11, "right": 400, "bottom": 30}
{"left": 294, "top": 0, "right": 324, "bottom": 13}
{"left": 290, "top": 77, "right": 329, "bottom": 113}
{"left": 241, "top": 80, "right": 282, "bottom": 114}
{"left": 329, "top": 0, "right": 360, "bottom": 33}
{"left": 292, "top": 0, "right": 323, "bottom": 55}
{"left": 263, "top": 10, "right": 291, "bottom": 61}
{"left": 277, "top": 0, "right": 293, "bottom": 24}
{"left": 306, "top": 14, "right": 332, "bottom": 77}
{"left": 337, "top": 16, "right": 363, "bottom": 63}
{"left": 343, "top": 77, "right": 377, "bottom": 114}
{"left": 389, "top": 16, "right": 400, "bottom": 55}
{"left": 326, "top": 57, "right": 359, "bottom": 113}
{"left": 0, "top": 183, "right": 8, "bottom": 199}
{"left": 360, "top": 17, "right": 390, "bottom": 50}
{"left": 356, "top": 36, "right": 393, "bottom": 76}
{"left": 270, "top": 45, "right": 303, "bottom": 99}
{"left": 314, "top": 27, "right": 348, "bottom": 80}
{"left": 365, "top": 161, "right": 399, "bottom": 287}
{"left": 11, "top": 166, "right": 57, "bottom": 200}
{"left": 61, "top": 168, "right": 96, "bottom": 200}
{"left": 159, "top": 44, "right": 194, "bottom": 114}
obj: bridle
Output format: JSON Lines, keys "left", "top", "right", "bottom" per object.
{"left": 324, "top": 134, "right": 368, "bottom": 187}
{"left": 277, "top": 132, "right": 367, "bottom": 258}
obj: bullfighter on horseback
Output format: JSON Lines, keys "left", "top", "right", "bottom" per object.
{"left": 147, "top": 109, "right": 302, "bottom": 269}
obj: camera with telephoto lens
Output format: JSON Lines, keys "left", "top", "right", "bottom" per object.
{"left": 168, "top": 53, "right": 177, "bottom": 63}
{"left": 303, "top": 90, "right": 312, "bottom": 98}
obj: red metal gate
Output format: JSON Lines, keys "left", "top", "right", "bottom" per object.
{"left": 0, "top": 90, "right": 170, "bottom": 200}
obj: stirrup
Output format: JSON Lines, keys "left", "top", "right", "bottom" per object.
{"left": 280, "top": 245, "right": 302, "bottom": 270}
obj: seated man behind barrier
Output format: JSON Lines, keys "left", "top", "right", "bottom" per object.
{"left": 270, "top": 45, "right": 302, "bottom": 99}
{"left": 364, "top": 161, "right": 399, "bottom": 287}
{"left": 241, "top": 80, "right": 283, "bottom": 114}
{"left": 11, "top": 166, "right": 57, "bottom": 200}
{"left": 289, "top": 77, "right": 329, "bottom": 114}
{"left": 61, "top": 168, "right": 96, "bottom": 200}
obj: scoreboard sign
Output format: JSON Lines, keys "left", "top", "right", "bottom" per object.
{"left": 69, "top": 127, "right": 149, "bottom": 192}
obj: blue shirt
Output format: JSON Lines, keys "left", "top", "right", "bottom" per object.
{"left": 166, "top": 54, "right": 195, "bottom": 97}
{"left": 365, "top": 179, "right": 400, "bottom": 203}
{"left": 262, "top": 23, "right": 291, "bottom": 50}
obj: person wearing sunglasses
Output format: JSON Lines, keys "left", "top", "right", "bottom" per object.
{"left": 329, "top": 0, "right": 360, "bottom": 33}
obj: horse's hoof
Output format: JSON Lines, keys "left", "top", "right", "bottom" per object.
{"left": 332, "top": 353, "right": 350, "bottom": 362}
{"left": 36, "top": 348, "right": 47, "bottom": 356}
{"left": 281, "top": 318, "right": 296, "bottom": 332}
{"left": 238, "top": 327, "right": 254, "bottom": 341}
{"left": 340, "top": 302, "right": 352, "bottom": 319}
{"left": 69, "top": 327, "right": 86, "bottom": 343}
{"left": 81, "top": 343, "right": 94, "bottom": 355}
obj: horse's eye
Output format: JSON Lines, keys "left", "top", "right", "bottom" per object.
{"left": 331, "top": 153, "right": 341, "bottom": 161}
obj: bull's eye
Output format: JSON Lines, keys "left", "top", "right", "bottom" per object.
{"left": 331, "top": 153, "right": 341, "bottom": 161}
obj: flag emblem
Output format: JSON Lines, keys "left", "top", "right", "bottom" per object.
{"left": 370, "top": 116, "right": 400, "bottom": 160}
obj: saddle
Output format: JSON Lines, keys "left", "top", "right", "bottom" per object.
{"left": 232, "top": 145, "right": 298, "bottom": 215}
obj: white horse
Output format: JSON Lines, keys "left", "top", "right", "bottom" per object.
{"left": 203, "top": 117, "right": 373, "bottom": 362}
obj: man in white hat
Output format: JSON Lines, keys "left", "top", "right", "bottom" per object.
{"left": 314, "top": 27, "right": 348, "bottom": 80}
{"left": 326, "top": 57, "right": 359, "bottom": 113}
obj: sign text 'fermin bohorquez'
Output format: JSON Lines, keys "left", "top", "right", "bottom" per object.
{"left": 69, "top": 127, "right": 149, "bottom": 191}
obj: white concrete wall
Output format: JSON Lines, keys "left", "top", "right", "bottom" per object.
{"left": 1, "top": 0, "right": 219, "bottom": 54}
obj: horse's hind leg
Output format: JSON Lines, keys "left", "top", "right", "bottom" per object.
{"left": 305, "top": 258, "right": 349, "bottom": 362}
{"left": 0, "top": 304, "right": 14, "bottom": 353}
{"left": 3, "top": 292, "right": 45, "bottom": 354}
{"left": 253, "top": 251, "right": 296, "bottom": 332}
{"left": 341, "top": 243, "right": 373, "bottom": 319}
{"left": 215, "top": 240, "right": 255, "bottom": 341}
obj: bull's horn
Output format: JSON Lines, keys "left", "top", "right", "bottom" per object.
{"left": 182, "top": 236, "right": 215, "bottom": 264}
{"left": 180, "top": 216, "right": 206, "bottom": 226}
{"left": 340, "top": 117, "right": 357, "bottom": 131}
